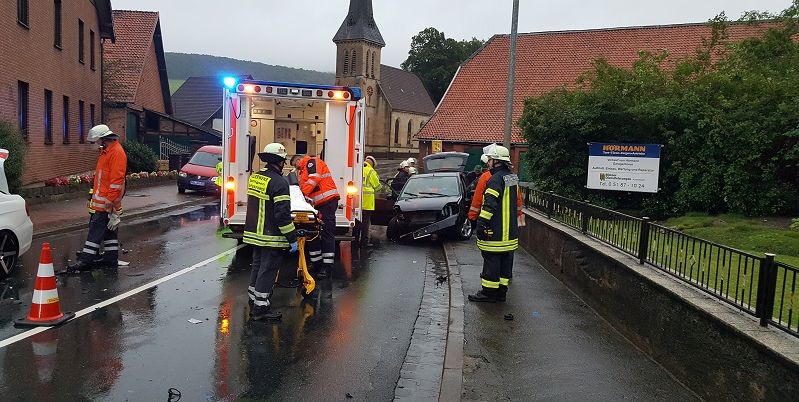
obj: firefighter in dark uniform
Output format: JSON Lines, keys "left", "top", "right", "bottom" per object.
{"left": 468, "top": 145, "right": 519, "bottom": 303}
{"left": 244, "top": 143, "right": 298, "bottom": 322}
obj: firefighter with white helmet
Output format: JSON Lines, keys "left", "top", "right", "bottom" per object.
{"left": 392, "top": 160, "right": 412, "bottom": 193}
{"left": 66, "top": 124, "right": 127, "bottom": 273}
{"left": 244, "top": 143, "right": 298, "bottom": 322}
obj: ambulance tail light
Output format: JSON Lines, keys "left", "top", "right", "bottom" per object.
{"left": 346, "top": 181, "right": 358, "bottom": 197}
{"left": 225, "top": 177, "right": 236, "bottom": 191}
{"left": 333, "top": 91, "right": 346, "bottom": 100}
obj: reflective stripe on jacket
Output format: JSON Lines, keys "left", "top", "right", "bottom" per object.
{"left": 468, "top": 170, "right": 523, "bottom": 221}
{"left": 243, "top": 166, "right": 297, "bottom": 248}
{"left": 476, "top": 166, "right": 519, "bottom": 253}
{"left": 90, "top": 141, "right": 127, "bottom": 213}
{"left": 362, "top": 162, "right": 382, "bottom": 211}
{"left": 297, "top": 155, "right": 340, "bottom": 207}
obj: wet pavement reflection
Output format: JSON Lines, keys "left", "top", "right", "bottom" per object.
{"left": 0, "top": 205, "right": 437, "bottom": 401}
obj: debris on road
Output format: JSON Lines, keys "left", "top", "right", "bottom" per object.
{"left": 187, "top": 318, "right": 203, "bottom": 324}
{"left": 504, "top": 313, "right": 514, "bottom": 321}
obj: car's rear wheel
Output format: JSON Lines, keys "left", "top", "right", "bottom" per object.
{"left": 0, "top": 231, "right": 19, "bottom": 279}
{"left": 178, "top": 186, "right": 186, "bottom": 194}
{"left": 453, "top": 216, "right": 473, "bottom": 240}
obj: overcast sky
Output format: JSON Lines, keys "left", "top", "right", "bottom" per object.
{"left": 112, "top": 0, "right": 790, "bottom": 72}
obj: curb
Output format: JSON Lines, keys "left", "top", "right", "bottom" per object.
{"left": 440, "top": 243, "right": 465, "bottom": 401}
{"left": 32, "top": 198, "right": 215, "bottom": 239}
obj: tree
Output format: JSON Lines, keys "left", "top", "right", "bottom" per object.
{"left": 0, "top": 121, "right": 26, "bottom": 194}
{"left": 518, "top": 4, "right": 799, "bottom": 217}
{"left": 402, "top": 28, "right": 484, "bottom": 104}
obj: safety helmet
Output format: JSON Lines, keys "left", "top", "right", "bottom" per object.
{"left": 406, "top": 157, "right": 417, "bottom": 165}
{"left": 408, "top": 167, "right": 418, "bottom": 174}
{"left": 365, "top": 156, "right": 377, "bottom": 167}
{"left": 483, "top": 143, "right": 511, "bottom": 162}
{"left": 88, "top": 124, "right": 118, "bottom": 142}
{"left": 480, "top": 154, "right": 489, "bottom": 164}
{"left": 258, "top": 143, "right": 288, "bottom": 163}
{"left": 399, "top": 160, "right": 410, "bottom": 169}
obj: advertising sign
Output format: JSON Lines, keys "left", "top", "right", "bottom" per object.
{"left": 431, "top": 140, "right": 443, "bottom": 154}
{"left": 586, "top": 143, "right": 662, "bottom": 193}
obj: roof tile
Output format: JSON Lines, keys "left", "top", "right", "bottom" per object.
{"left": 104, "top": 11, "right": 160, "bottom": 104}
{"left": 379, "top": 65, "right": 436, "bottom": 115}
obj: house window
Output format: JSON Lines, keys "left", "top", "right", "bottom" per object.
{"left": 351, "top": 50, "right": 357, "bottom": 76}
{"left": 420, "top": 121, "right": 425, "bottom": 129}
{"left": 17, "top": 0, "right": 29, "bottom": 27}
{"left": 407, "top": 120, "right": 413, "bottom": 145}
{"left": 44, "top": 90, "right": 53, "bottom": 144}
{"left": 90, "top": 104, "right": 96, "bottom": 127}
{"left": 371, "top": 51, "right": 376, "bottom": 78}
{"left": 90, "top": 30, "right": 96, "bottom": 70}
{"left": 394, "top": 118, "right": 400, "bottom": 144}
{"left": 17, "top": 81, "right": 29, "bottom": 139}
{"left": 54, "top": 0, "right": 62, "bottom": 48}
{"left": 78, "top": 100, "right": 85, "bottom": 143}
{"left": 343, "top": 51, "right": 349, "bottom": 75}
{"left": 78, "top": 19, "right": 85, "bottom": 64}
{"left": 62, "top": 96, "right": 70, "bottom": 144}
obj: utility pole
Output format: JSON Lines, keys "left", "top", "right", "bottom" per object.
{"left": 502, "top": 0, "right": 519, "bottom": 149}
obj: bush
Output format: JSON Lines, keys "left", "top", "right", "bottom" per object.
{"left": 0, "top": 121, "right": 26, "bottom": 194}
{"left": 122, "top": 140, "right": 157, "bottom": 174}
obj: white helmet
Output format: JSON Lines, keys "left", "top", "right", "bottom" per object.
{"left": 399, "top": 160, "right": 410, "bottom": 169}
{"left": 406, "top": 157, "right": 417, "bottom": 166}
{"left": 408, "top": 167, "right": 418, "bottom": 174}
{"left": 88, "top": 124, "right": 118, "bottom": 142}
{"left": 483, "top": 143, "right": 511, "bottom": 162}
{"left": 258, "top": 142, "right": 287, "bottom": 163}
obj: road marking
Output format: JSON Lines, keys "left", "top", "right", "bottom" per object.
{"left": 0, "top": 244, "right": 245, "bottom": 349}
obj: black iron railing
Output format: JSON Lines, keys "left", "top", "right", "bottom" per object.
{"left": 520, "top": 186, "right": 799, "bottom": 338}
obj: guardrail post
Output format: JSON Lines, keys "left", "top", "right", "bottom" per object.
{"left": 757, "top": 253, "right": 778, "bottom": 327}
{"left": 546, "top": 191, "right": 554, "bottom": 219}
{"left": 581, "top": 200, "right": 590, "bottom": 233}
{"left": 637, "top": 217, "right": 651, "bottom": 264}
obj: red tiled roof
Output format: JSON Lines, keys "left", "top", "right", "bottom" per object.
{"left": 104, "top": 10, "right": 160, "bottom": 104}
{"left": 418, "top": 22, "right": 774, "bottom": 144}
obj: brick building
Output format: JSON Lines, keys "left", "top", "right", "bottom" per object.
{"left": 417, "top": 22, "right": 773, "bottom": 178}
{"left": 0, "top": 0, "right": 114, "bottom": 185}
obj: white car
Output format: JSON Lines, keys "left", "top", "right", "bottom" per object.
{"left": 0, "top": 149, "right": 33, "bottom": 279}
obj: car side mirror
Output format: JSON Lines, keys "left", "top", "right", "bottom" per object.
{"left": 286, "top": 171, "right": 299, "bottom": 186}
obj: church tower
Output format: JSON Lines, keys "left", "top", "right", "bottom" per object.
{"left": 333, "top": 0, "right": 384, "bottom": 106}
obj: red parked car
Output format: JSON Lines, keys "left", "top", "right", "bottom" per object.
{"left": 177, "top": 146, "right": 223, "bottom": 194}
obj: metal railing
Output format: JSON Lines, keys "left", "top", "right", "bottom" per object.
{"left": 521, "top": 186, "right": 799, "bottom": 337}
{"left": 159, "top": 136, "right": 190, "bottom": 160}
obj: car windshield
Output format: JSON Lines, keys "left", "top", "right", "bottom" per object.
{"left": 400, "top": 176, "right": 460, "bottom": 199}
{"left": 188, "top": 151, "right": 220, "bottom": 168}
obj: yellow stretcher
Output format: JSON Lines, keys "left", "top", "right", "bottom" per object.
{"left": 288, "top": 211, "right": 321, "bottom": 299}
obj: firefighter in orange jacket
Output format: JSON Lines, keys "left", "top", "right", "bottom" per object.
{"left": 291, "top": 154, "right": 340, "bottom": 278}
{"left": 67, "top": 124, "right": 127, "bottom": 272}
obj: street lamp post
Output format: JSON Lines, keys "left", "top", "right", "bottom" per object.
{"left": 503, "top": 0, "right": 519, "bottom": 150}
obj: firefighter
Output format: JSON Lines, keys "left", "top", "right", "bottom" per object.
{"left": 391, "top": 160, "right": 411, "bottom": 194}
{"left": 468, "top": 145, "right": 519, "bottom": 303}
{"left": 291, "top": 154, "right": 340, "bottom": 278}
{"left": 468, "top": 144, "right": 524, "bottom": 224}
{"left": 244, "top": 143, "right": 298, "bottom": 322}
{"left": 213, "top": 161, "right": 223, "bottom": 187}
{"left": 66, "top": 125, "right": 127, "bottom": 272}
{"left": 357, "top": 155, "right": 382, "bottom": 248}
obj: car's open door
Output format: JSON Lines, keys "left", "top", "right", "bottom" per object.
{"left": 371, "top": 178, "right": 398, "bottom": 226}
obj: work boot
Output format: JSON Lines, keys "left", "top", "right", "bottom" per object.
{"left": 316, "top": 265, "right": 330, "bottom": 279}
{"left": 250, "top": 306, "right": 282, "bottom": 322}
{"left": 468, "top": 287, "right": 497, "bottom": 303}
{"left": 63, "top": 260, "right": 95, "bottom": 274}
{"left": 497, "top": 285, "right": 508, "bottom": 302}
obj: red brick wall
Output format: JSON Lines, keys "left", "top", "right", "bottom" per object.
{"left": 106, "top": 108, "right": 128, "bottom": 142}
{"left": 0, "top": 1, "right": 103, "bottom": 184}
{"left": 134, "top": 43, "right": 165, "bottom": 113}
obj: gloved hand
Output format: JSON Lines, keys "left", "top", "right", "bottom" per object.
{"left": 477, "top": 224, "right": 493, "bottom": 240}
{"left": 289, "top": 242, "right": 299, "bottom": 253}
{"left": 108, "top": 212, "right": 121, "bottom": 231}
{"left": 518, "top": 214, "right": 526, "bottom": 227}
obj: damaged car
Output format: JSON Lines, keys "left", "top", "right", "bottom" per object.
{"left": 373, "top": 152, "right": 475, "bottom": 241}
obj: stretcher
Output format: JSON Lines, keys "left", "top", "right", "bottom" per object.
{"left": 286, "top": 185, "right": 321, "bottom": 299}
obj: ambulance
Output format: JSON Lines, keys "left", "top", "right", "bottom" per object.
{"left": 218, "top": 77, "right": 365, "bottom": 239}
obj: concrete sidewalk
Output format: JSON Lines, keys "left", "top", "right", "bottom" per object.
{"left": 29, "top": 184, "right": 215, "bottom": 238}
{"left": 444, "top": 241, "right": 698, "bottom": 401}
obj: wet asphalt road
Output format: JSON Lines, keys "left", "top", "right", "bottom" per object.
{"left": 0, "top": 205, "right": 433, "bottom": 401}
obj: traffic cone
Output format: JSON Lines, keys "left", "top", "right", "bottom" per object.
{"left": 15, "top": 243, "right": 75, "bottom": 327}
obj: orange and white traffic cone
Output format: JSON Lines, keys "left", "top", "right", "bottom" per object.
{"left": 15, "top": 243, "right": 75, "bottom": 327}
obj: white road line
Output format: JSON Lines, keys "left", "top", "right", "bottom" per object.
{"left": 0, "top": 244, "right": 245, "bottom": 349}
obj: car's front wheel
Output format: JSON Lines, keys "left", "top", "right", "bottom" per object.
{"left": 178, "top": 186, "right": 186, "bottom": 194}
{"left": 386, "top": 217, "right": 401, "bottom": 242}
{"left": 452, "top": 216, "right": 474, "bottom": 241}
{"left": 0, "top": 230, "right": 19, "bottom": 279}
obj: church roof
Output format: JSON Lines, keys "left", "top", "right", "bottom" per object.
{"left": 333, "top": 0, "right": 385, "bottom": 47}
{"left": 379, "top": 65, "right": 436, "bottom": 115}
{"left": 418, "top": 22, "right": 776, "bottom": 144}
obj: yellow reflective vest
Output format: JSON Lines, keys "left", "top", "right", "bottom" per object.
{"left": 362, "top": 162, "right": 382, "bottom": 211}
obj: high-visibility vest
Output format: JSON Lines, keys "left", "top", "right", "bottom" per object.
{"left": 243, "top": 167, "right": 297, "bottom": 248}
{"left": 476, "top": 166, "right": 519, "bottom": 253}
{"left": 297, "top": 155, "right": 339, "bottom": 207}
{"left": 213, "top": 161, "right": 222, "bottom": 187}
{"left": 90, "top": 141, "right": 127, "bottom": 213}
{"left": 362, "top": 162, "right": 382, "bottom": 211}
{"left": 469, "top": 171, "right": 523, "bottom": 221}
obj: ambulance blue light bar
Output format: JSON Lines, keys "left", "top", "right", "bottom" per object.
{"left": 231, "top": 80, "right": 362, "bottom": 101}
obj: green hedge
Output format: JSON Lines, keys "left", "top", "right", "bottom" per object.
{"left": 0, "top": 121, "right": 26, "bottom": 194}
{"left": 122, "top": 140, "right": 157, "bottom": 173}
{"left": 519, "top": 9, "right": 799, "bottom": 217}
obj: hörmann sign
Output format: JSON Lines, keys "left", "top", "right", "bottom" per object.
{"left": 586, "top": 143, "right": 662, "bottom": 193}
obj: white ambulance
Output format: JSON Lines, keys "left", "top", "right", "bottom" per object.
{"left": 218, "top": 77, "right": 365, "bottom": 238}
